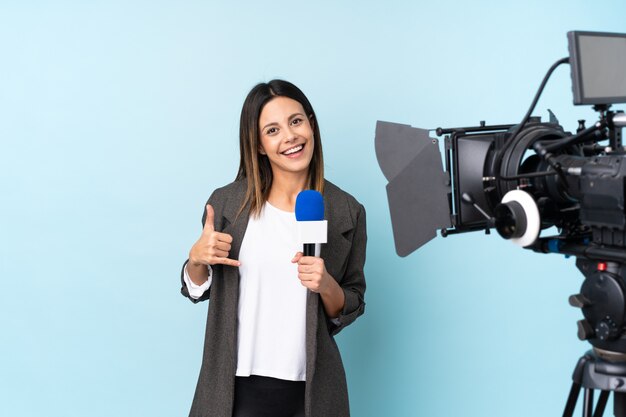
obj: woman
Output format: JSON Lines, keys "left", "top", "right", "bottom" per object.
{"left": 180, "top": 80, "right": 366, "bottom": 417}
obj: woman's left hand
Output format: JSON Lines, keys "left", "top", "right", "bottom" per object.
{"left": 291, "top": 252, "right": 332, "bottom": 294}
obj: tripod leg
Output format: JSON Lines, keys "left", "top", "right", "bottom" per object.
{"left": 564, "top": 383, "right": 582, "bottom": 417}
{"left": 592, "top": 391, "right": 609, "bottom": 417}
{"left": 614, "top": 392, "right": 626, "bottom": 417}
{"left": 583, "top": 388, "right": 594, "bottom": 417}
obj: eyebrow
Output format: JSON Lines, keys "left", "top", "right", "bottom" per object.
{"left": 261, "top": 112, "right": 305, "bottom": 131}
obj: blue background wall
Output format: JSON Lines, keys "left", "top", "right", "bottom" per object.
{"left": 2, "top": 1, "right": 625, "bottom": 416}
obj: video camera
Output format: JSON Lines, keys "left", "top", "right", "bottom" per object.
{"left": 375, "top": 31, "right": 626, "bottom": 416}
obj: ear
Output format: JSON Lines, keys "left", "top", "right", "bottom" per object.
{"left": 309, "top": 114, "right": 315, "bottom": 130}
{"left": 258, "top": 144, "right": 267, "bottom": 155}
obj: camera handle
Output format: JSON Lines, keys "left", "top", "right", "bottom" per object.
{"left": 460, "top": 193, "right": 493, "bottom": 235}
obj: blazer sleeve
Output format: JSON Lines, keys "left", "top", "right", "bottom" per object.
{"left": 180, "top": 190, "right": 221, "bottom": 304}
{"left": 330, "top": 203, "right": 367, "bottom": 336}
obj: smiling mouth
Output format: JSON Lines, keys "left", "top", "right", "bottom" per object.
{"left": 282, "top": 144, "right": 304, "bottom": 155}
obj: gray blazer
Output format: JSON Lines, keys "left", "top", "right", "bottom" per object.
{"left": 180, "top": 179, "right": 367, "bottom": 417}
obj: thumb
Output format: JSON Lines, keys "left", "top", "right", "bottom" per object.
{"left": 291, "top": 251, "right": 304, "bottom": 263}
{"left": 202, "top": 204, "right": 215, "bottom": 234}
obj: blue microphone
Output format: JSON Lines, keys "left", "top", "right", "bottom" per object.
{"left": 295, "top": 190, "right": 327, "bottom": 256}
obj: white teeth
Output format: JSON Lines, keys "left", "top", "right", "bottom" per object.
{"left": 283, "top": 145, "right": 303, "bottom": 155}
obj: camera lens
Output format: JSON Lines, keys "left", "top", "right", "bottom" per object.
{"left": 495, "top": 201, "right": 527, "bottom": 239}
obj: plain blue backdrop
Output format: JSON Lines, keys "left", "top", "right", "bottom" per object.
{"left": 2, "top": 1, "right": 626, "bottom": 416}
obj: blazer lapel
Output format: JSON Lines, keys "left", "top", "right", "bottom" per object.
{"left": 220, "top": 184, "right": 250, "bottom": 261}
{"left": 320, "top": 185, "right": 354, "bottom": 280}
{"left": 211, "top": 183, "right": 250, "bottom": 370}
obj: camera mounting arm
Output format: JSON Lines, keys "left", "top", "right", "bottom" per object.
{"left": 607, "top": 110, "right": 626, "bottom": 150}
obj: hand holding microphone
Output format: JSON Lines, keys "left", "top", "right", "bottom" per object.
{"left": 292, "top": 190, "right": 345, "bottom": 317}
{"left": 292, "top": 190, "right": 331, "bottom": 293}
{"left": 292, "top": 252, "right": 332, "bottom": 293}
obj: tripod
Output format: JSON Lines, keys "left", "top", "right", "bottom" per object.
{"left": 563, "top": 349, "right": 626, "bottom": 417}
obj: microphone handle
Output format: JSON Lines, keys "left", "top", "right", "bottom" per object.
{"left": 303, "top": 243, "right": 316, "bottom": 257}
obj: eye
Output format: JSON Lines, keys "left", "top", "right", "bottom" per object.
{"left": 265, "top": 127, "right": 278, "bottom": 135}
{"left": 291, "top": 117, "right": 303, "bottom": 126}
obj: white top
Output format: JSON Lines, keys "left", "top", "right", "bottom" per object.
{"left": 184, "top": 202, "right": 311, "bottom": 381}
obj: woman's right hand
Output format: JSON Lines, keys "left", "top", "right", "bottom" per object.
{"left": 189, "top": 204, "right": 241, "bottom": 268}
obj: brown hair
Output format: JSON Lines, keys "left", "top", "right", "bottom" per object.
{"left": 236, "top": 80, "right": 324, "bottom": 217}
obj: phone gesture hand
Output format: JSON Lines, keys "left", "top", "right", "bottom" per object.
{"left": 189, "top": 204, "right": 240, "bottom": 268}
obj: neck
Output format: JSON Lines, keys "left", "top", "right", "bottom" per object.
{"left": 267, "top": 172, "right": 309, "bottom": 212}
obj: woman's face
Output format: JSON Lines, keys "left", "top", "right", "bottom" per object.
{"left": 258, "top": 96, "right": 315, "bottom": 180}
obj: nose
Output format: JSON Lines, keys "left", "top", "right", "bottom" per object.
{"left": 284, "top": 126, "right": 297, "bottom": 142}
